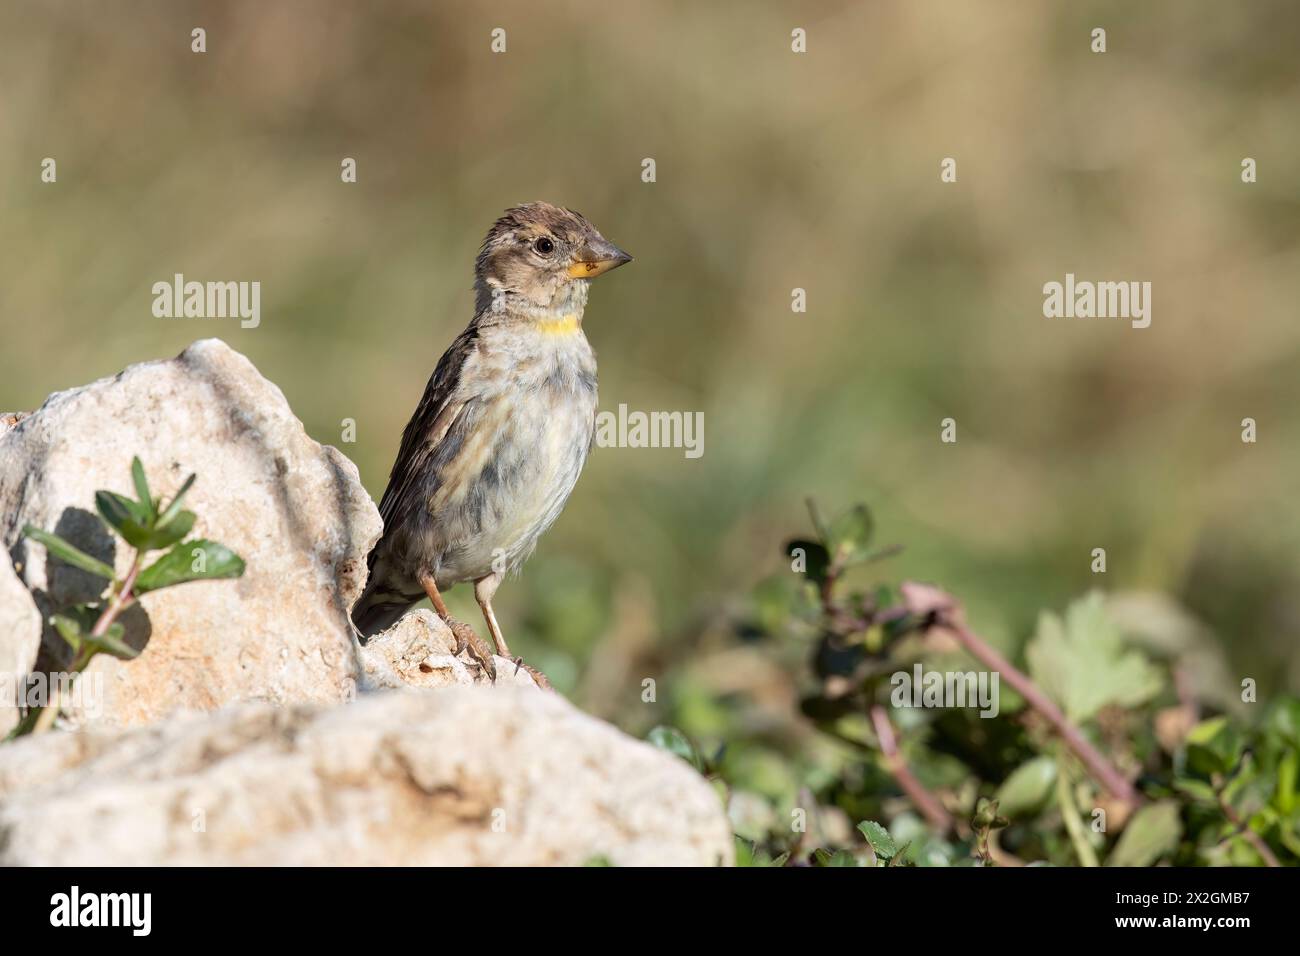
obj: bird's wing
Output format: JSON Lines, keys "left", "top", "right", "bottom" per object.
{"left": 376, "top": 324, "right": 480, "bottom": 536}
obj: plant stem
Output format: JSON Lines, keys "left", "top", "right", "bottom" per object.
{"left": 953, "top": 620, "right": 1139, "bottom": 805}
{"left": 1215, "top": 782, "right": 1281, "bottom": 868}
{"left": 1057, "top": 757, "right": 1100, "bottom": 867}
{"left": 812, "top": 561, "right": 956, "bottom": 835}
{"left": 869, "top": 704, "right": 955, "bottom": 833}
{"left": 901, "top": 582, "right": 1141, "bottom": 808}
{"left": 31, "top": 552, "right": 141, "bottom": 735}
{"left": 94, "top": 553, "right": 142, "bottom": 637}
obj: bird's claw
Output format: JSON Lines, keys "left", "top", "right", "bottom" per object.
{"left": 443, "top": 619, "right": 552, "bottom": 689}
{"left": 512, "top": 657, "right": 553, "bottom": 690}
{"left": 448, "top": 619, "right": 496, "bottom": 682}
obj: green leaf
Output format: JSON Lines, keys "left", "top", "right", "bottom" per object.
{"left": 733, "top": 837, "right": 789, "bottom": 868}
{"left": 156, "top": 474, "right": 197, "bottom": 529}
{"left": 1265, "top": 697, "right": 1300, "bottom": 749}
{"left": 827, "top": 505, "right": 874, "bottom": 565}
{"left": 51, "top": 612, "right": 87, "bottom": 656}
{"left": 50, "top": 610, "right": 137, "bottom": 664}
{"left": 85, "top": 623, "right": 138, "bottom": 661}
{"left": 1025, "top": 593, "right": 1164, "bottom": 722}
{"left": 146, "top": 510, "right": 196, "bottom": 551}
{"left": 22, "top": 526, "right": 115, "bottom": 581}
{"left": 857, "top": 820, "right": 898, "bottom": 859}
{"left": 646, "top": 725, "right": 703, "bottom": 771}
{"left": 733, "top": 836, "right": 755, "bottom": 867}
{"left": 1106, "top": 801, "right": 1182, "bottom": 867}
{"left": 95, "top": 490, "right": 155, "bottom": 549}
{"left": 1277, "top": 750, "right": 1298, "bottom": 816}
{"left": 995, "top": 756, "right": 1058, "bottom": 818}
{"left": 1185, "top": 716, "right": 1245, "bottom": 777}
{"left": 785, "top": 539, "right": 830, "bottom": 584}
{"left": 131, "top": 457, "right": 155, "bottom": 520}
{"left": 134, "top": 539, "right": 245, "bottom": 594}
{"left": 812, "top": 847, "right": 858, "bottom": 867}
{"left": 98, "top": 472, "right": 202, "bottom": 551}
{"left": 1171, "top": 778, "right": 1219, "bottom": 805}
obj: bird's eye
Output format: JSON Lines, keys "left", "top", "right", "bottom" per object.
{"left": 534, "top": 237, "right": 555, "bottom": 255}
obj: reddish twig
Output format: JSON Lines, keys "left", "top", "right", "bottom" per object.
{"left": 1214, "top": 779, "right": 1281, "bottom": 868}
{"left": 808, "top": 554, "right": 958, "bottom": 834}
{"left": 869, "top": 704, "right": 955, "bottom": 833}
{"left": 31, "top": 553, "right": 142, "bottom": 735}
{"left": 901, "top": 582, "right": 1142, "bottom": 809}
{"left": 92, "top": 553, "right": 142, "bottom": 637}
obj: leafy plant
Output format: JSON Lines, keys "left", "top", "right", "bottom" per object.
{"left": 8, "top": 457, "right": 245, "bottom": 738}
{"left": 710, "top": 501, "right": 1298, "bottom": 867}
{"left": 1024, "top": 594, "right": 1163, "bottom": 722}
{"left": 972, "top": 798, "right": 1010, "bottom": 865}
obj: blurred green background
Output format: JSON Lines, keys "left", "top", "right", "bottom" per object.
{"left": 2, "top": 0, "right": 1298, "bottom": 749}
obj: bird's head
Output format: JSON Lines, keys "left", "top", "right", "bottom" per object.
{"left": 474, "top": 202, "right": 632, "bottom": 314}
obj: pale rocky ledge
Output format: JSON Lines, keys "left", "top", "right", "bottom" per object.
{"left": 0, "top": 339, "right": 732, "bottom": 866}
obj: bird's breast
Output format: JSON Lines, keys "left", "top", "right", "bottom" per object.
{"left": 428, "top": 328, "right": 597, "bottom": 582}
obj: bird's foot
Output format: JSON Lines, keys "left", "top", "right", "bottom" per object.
{"left": 448, "top": 619, "right": 496, "bottom": 682}
{"left": 511, "top": 656, "right": 553, "bottom": 691}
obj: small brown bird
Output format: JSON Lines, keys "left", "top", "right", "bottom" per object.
{"left": 351, "top": 202, "right": 632, "bottom": 680}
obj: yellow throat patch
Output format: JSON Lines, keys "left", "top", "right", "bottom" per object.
{"left": 536, "top": 314, "right": 581, "bottom": 336}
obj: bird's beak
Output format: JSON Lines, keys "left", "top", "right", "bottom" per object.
{"left": 567, "top": 238, "right": 633, "bottom": 279}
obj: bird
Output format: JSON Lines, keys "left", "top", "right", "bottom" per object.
{"left": 351, "top": 202, "right": 632, "bottom": 683}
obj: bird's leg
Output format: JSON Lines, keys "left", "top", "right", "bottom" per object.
{"left": 473, "top": 572, "right": 510, "bottom": 658}
{"left": 474, "top": 573, "right": 552, "bottom": 690}
{"left": 419, "top": 570, "right": 495, "bottom": 681}
{"left": 422, "top": 572, "right": 452, "bottom": 620}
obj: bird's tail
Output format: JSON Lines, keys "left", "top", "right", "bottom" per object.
{"left": 350, "top": 556, "right": 420, "bottom": 640}
{"left": 351, "top": 591, "right": 415, "bottom": 640}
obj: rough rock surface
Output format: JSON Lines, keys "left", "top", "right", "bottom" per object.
{"left": 0, "top": 550, "right": 41, "bottom": 737}
{"left": 0, "top": 339, "right": 381, "bottom": 726}
{"left": 0, "top": 340, "right": 731, "bottom": 865}
{"left": 0, "top": 411, "right": 27, "bottom": 435}
{"left": 358, "top": 608, "right": 537, "bottom": 690}
{"left": 0, "top": 688, "right": 734, "bottom": 866}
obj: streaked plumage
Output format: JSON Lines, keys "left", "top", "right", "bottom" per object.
{"left": 351, "top": 202, "right": 631, "bottom": 680}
